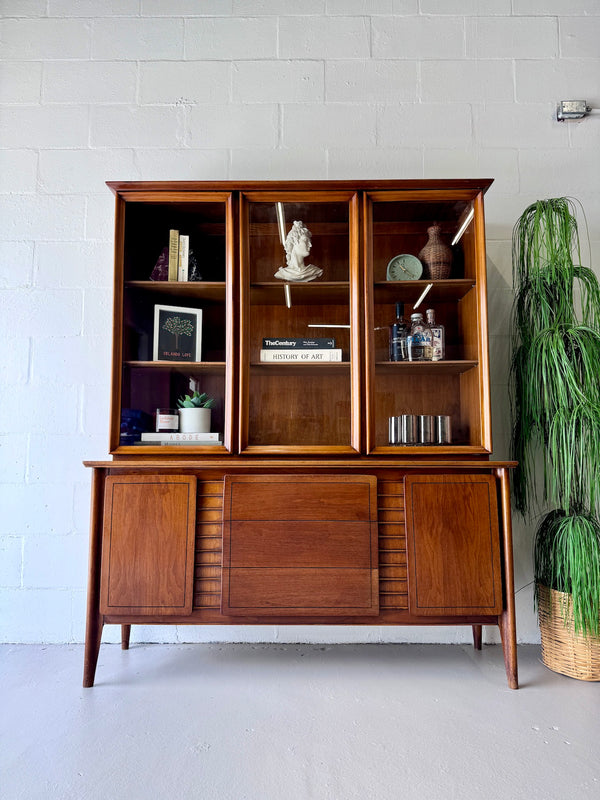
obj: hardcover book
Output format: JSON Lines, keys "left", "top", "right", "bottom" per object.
{"left": 140, "top": 431, "right": 222, "bottom": 442}
{"left": 262, "top": 337, "right": 336, "bottom": 349}
{"left": 168, "top": 229, "right": 179, "bottom": 281}
{"left": 153, "top": 304, "right": 202, "bottom": 362}
{"left": 259, "top": 349, "right": 342, "bottom": 362}
{"left": 177, "top": 234, "right": 189, "bottom": 281}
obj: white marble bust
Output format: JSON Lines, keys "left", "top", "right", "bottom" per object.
{"left": 274, "top": 220, "right": 323, "bottom": 282}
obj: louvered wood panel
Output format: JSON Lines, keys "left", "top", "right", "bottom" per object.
{"left": 193, "top": 481, "right": 223, "bottom": 609}
{"left": 378, "top": 481, "right": 408, "bottom": 610}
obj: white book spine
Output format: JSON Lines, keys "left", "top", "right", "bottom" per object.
{"left": 141, "top": 431, "right": 222, "bottom": 442}
{"left": 178, "top": 235, "right": 189, "bottom": 281}
{"left": 259, "top": 349, "right": 342, "bottom": 362}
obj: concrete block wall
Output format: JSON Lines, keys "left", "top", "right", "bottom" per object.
{"left": 1, "top": 0, "right": 599, "bottom": 645}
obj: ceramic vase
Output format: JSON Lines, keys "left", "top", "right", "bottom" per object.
{"left": 178, "top": 407, "right": 211, "bottom": 433}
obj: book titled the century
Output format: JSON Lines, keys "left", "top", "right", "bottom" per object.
{"left": 262, "top": 337, "right": 335, "bottom": 349}
{"left": 259, "top": 349, "right": 342, "bottom": 362}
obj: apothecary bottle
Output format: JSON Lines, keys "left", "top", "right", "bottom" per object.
{"left": 426, "top": 308, "right": 445, "bottom": 361}
{"left": 407, "top": 313, "right": 433, "bottom": 362}
{"left": 389, "top": 302, "right": 408, "bottom": 361}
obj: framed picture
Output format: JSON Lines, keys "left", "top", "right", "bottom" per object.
{"left": 153, "top": 304, "right": 202, "bottom": 362}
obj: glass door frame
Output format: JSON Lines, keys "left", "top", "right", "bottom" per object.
{"left": 362, "top": 188, "right": 492, "bottom": 456}
{"left": 109, "top": 189, "right": 236, "bottom": 456}
{"left": 238, "top": 190, "right": 361, "bottom": 455}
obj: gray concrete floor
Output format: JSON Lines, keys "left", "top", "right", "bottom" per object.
{"left": 1, "top": 643, "right": 598, "bottom": 800}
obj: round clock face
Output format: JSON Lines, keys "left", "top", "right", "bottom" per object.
{"left": 386, "top": 254, "right": 423, "bottom": 281}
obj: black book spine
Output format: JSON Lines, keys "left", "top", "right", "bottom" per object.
{"left": 262, "top": 337, "right": 335, "bottom": 349}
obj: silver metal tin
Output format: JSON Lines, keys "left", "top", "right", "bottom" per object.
{"left": 388, "top": 416, "right": 402, "bottom": 445}
{"left": 401, "top": 414, "right": 418, "bottom": 445}
{"left": 418, "top": 414, "right": 435, "bottom": 444}
{"left": 436, "top": 414, "right": 452, "bottom": 444}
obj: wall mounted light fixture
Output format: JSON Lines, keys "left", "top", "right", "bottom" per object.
{"left": 556, "top": 100, "right": 594, "bottom": 122}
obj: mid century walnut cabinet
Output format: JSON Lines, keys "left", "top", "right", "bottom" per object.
{"left": 83, "top": 180, "right": 517, "bottom": 688}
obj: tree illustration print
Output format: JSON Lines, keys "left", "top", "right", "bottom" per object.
{"left": 163, "top": 315, "right": 194, "bottom": 350}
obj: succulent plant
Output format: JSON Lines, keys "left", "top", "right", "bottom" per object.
{"left": 177, "top": 391, "right": 215, "bottom": 409}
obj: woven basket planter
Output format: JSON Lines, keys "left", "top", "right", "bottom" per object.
{"left": 538, "top": 584, "right": 600, "bottom": 681}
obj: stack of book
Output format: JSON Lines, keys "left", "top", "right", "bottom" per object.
{"left": 168, "top": 229, "right": 190, "bottom": 281}
{"left": 259, "top": 337, "right": 342, "bottom": 362}
{"left": 137, "top": 432, "right": 223, "bottom": 446}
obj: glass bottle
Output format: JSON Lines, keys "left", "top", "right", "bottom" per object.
{"left": 407, "top": 312, "right": 433, "bottom": 361}
{"left": 388, "top": 302, "right": 408, "bottom": 361}
{"left": 426, "top": 308, "right": 445, "bottom": 361}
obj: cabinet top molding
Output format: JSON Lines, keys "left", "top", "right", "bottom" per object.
{"left": 84, "top": 459, "right": 516, "bottom": 470}
{"left": 106, "top": 178, "right": 494, "bottom": 196}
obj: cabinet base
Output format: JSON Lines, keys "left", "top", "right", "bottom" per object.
{"left": 83, "top": 461, "right": 518, "bottom": 689}
{"left": 83, "top": 620, "right": 518, "bottom": 689}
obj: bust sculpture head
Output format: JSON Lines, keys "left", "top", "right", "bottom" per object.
{"left": 274, "top": 220, "right": 323, "bottom": 282}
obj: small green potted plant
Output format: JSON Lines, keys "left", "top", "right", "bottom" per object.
{"left": 177, "top": 390, "right": 215, "bottom": 434}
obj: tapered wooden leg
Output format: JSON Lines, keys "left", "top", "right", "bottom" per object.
{"left": 496, "top": 468, "right": 519, "bottom": 689}
{"left": 83, "top": 468, "right": 105, "bottom": 688}
{"left": 499, "top": 612, "right": 518, "bottom": 689}
{"left": 83, "top": 617, "right": 104, "bottom": 688}
{"left": 472, "top": 625, "right": 482, "bottom": 650}
{"left": 121, "top": 624, "right": 131, "bottom": 650}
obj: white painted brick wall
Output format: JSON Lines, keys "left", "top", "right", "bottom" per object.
{"left": 1, "top": 1, "right": 599, "bottom": 646}
{"left": 233, "top": 61, "right": 324, "bottom": 103}
{"left": 372, "top": 16, "right": 464, "bottom": 59}
{"left": 185, "top": 17, "right": 278, "bottom": 59}
{"left": 140, "top": 61, "right": 232, "bottom": 104}
{"left": 43, "top": 61, "right": 138, "bottom": 104}
{"left": 280, "top": 16, "right": 371, "bottom": 59}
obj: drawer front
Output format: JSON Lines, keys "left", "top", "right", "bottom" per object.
{"left": 221, "top": 475, "right": 379, "bottom": 616}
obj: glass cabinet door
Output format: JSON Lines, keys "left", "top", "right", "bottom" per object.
{"left": 364, "top": 189, "right": 492, "bottom": 455}
{"left": 111, "top": 190, "right": 234, "bottom": 455}
{"left": 239, "top": 191, "right": 360, "bottom": 453}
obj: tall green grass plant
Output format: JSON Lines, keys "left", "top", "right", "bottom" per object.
{"left": 511, "top": 198, "right": 600, "bottom": 636}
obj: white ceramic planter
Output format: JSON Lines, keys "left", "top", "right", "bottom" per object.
{"left": 178, "top": 407, "right": 211, "bottom": 433}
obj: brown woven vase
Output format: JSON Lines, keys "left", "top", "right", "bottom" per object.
{"left": 538, "top": 584, "right": 600, "bottom": 681}
{"left": 418, "top": 224, "right": 453, "bottom": 280}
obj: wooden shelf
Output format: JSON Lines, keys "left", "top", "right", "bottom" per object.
{"left": 250, "top": 361, "right": 350, "bottom": 375}
{"left": 375, "top": 360, "right": 478, "bottom": 375}
{"left": 125, "top": 281, "right": 227, "bottom": 301}
{"left": 125, "top": 361, "right": 226, "bottom": 371}
{"left": 374, "top": 279, "right": 475, "bottom": 303}
{"left": 372, "top": 444, "right": 490, "bottom": 455}
{"left": 250, "top": 281, "right": 349, "bottom": 305}
{"left": 117, "top": 445, "right": 229, "bottom": 455}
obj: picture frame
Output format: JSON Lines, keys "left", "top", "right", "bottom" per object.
{"left": 153, "top": 304, "right": 202, "bottom": 362}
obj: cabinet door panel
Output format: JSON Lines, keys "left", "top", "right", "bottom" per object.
{"left": 100, "top": 475, "right": 196, "bottom": 615}
{"left": 405, "top": 474, "right": 502, "bottom": 615}
{"left": 222, "top": 475, "right": 378, "bottom": 616}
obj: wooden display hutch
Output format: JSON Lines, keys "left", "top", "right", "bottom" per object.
{"left": 83, "top": 180, "right": 518, "bottom": 688}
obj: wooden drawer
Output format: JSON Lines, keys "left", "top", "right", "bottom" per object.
{"left": 221, "top": 475, "right": 379, "bottom": 616}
